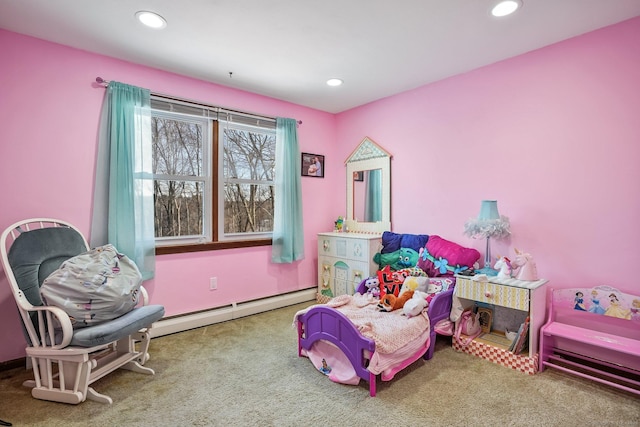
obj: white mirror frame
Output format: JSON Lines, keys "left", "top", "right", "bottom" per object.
{"left": 345, "top": 137, "right": 392, "bottom": 234}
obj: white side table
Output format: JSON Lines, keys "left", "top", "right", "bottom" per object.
{"left": 453, "top": 275, "right": 549, "bottom": 374}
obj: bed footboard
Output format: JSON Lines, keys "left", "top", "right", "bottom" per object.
{"left": 297, "top": 286, "right": 454, "bottom": 396}
{"left": 297, "top": 306, "right": 377, "bottom": 396}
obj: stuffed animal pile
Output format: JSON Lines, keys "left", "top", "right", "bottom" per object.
{"left": 359, "top": 232, "right": 467, "bottom": 317}
{"left": 360, "top": 268, "right": 455, "bottom": 317}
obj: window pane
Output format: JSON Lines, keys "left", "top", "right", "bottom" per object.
{"left": 223, "top": 183, "right": 274, "bottom": 233}
{"left": 223, "top": 128, "right": 275, "bottom": 181}
{"left": 154, "top": 179, "right": 204, "bottom": 237}
{"left": 152, "top": 116, "right": 203, "bottom": 177}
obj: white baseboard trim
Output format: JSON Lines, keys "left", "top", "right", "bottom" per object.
{"left": 149, "top": 288, "right": 316, "bottom": 338}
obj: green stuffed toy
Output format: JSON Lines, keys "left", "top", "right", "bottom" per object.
{"left": 374, "top": 247, "right": 419, "bottom": 270}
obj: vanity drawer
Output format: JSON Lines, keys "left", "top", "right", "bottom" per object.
{"left": 317, "top": 234, "right": 376, "bottom": 262}
{"left": 456, "top": 277, "right": 530, "bottom": 311}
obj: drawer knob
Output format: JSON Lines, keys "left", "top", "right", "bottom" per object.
{"left": 485, "top": 291, "right": 492, "bottom": 298}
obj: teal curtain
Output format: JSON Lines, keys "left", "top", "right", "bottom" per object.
{"left": 90, "top": 81, "right": 155, "bottom": 279}
{"left": 271, "top": 118, "right": 304, "bottom": 263}
{"left": 364, "top": 169, "right": 382, "bottom": 222}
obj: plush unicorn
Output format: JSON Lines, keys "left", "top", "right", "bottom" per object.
{"left": 493, "top": 256, "right": 512, "bottom": 280}
{"left": 511, "top": 248, "right": 538, "bottom": 281}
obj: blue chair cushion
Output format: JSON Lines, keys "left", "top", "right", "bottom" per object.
{"left": 71, "top": 304, "right": 165, "bottom": 347}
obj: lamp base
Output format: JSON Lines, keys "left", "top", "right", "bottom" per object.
{"left": 475, "top": 267, "right": 498, "bottom": 276}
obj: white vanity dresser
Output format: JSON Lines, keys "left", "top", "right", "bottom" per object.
{"left": 317, "top": 232, "right": 381, "bottom": 300}
{"left": 316, "top": 137, "right": 392, "bottom": 302}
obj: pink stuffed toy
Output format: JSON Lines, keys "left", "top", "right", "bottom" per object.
{"left": 511, "top": 248, "right": 538, "bottom": 281}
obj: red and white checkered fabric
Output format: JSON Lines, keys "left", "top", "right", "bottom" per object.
{"left": 453, "top": 338, "right": 538, "bottom": 375}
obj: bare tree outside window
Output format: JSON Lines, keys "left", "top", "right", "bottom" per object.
{"left": 152, "top": 115, "right": 205, "bottom": 238}
{"left": 151, "top": 104, "right": 276, "bottom": 248}
{"left": 222, "top": 126, "right": 275, "bottom": 234}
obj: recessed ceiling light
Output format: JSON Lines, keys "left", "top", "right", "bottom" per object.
{"left": 326, "top": 78, "right": 343, "bottom": 87}
{"left": 491, "top": 0, "right": 522, "bottom": 17}
{"left": 135, "top": 11, "right": 167, "bottom": 29}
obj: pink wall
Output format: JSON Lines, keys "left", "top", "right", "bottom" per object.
{"left": 0, "top": 30, "right": 338, "bottom": 362}
{"left": 2, "top": 17, "right": 639, "bottom": 363}
{"left": 336, "top": 17, "right": 640, "bottom": 294}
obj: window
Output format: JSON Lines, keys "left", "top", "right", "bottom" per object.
{"left": 151, "top": 97, "right": 276, "bottom": 254}
{"left": 152, "top": 111, "right": 209, "bottom": 244}
{"left": 219, "top": 116, "right": 276, "bottom": 238}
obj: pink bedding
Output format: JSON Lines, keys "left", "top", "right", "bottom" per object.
{"left": 294, "top": 293, "right": 431, "bottom": 385}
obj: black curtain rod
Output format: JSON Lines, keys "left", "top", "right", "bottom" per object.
{"left": 95, "top": 77, "right": 302, "bottom": 125}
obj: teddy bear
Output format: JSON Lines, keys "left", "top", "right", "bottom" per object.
{"left": 378, "top": 290, "right": 414, "bottom": 312}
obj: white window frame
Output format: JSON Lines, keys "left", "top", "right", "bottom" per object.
{"left": 152, "top": 109, "right": 213, "bottom": 247}
{"left": 150, "top": 95, "right": 276, "bottom": 250}
{"left": 216, "top": 119, "right": 276, "bottom": 242}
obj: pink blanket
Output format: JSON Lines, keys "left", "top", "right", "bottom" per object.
{"left": 323, "top": 294, "right": 430, "bottom": 354}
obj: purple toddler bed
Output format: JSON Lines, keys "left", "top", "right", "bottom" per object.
{"left": 297, "top": 285, "right": 454, "bottom": 396}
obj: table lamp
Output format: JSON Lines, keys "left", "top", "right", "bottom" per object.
{"left": 464, "top": 200, "right": 511, "bottom": 275}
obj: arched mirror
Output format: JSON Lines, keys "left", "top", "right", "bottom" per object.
{"left": 345, "top": 137, "right": 392, "bottom": 233}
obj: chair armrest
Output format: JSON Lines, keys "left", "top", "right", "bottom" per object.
{"left": 28, "top": 306, "right": 74, "bottom": 349}
{"left": 139, "top": 285, "right": 150, "bottom": 306}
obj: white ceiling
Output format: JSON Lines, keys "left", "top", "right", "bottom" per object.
{"left": 1, "top": 0, "right": 639, "bottom": 113}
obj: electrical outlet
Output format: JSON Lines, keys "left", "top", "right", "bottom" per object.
{"left": 209, "top": 277, "right": 217, "bottom": 290}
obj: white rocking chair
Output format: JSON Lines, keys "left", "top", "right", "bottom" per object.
{"left": 0, "top": 218, "right": 165, "bottom": 404}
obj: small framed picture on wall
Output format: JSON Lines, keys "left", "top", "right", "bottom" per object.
{"left": 353, "top": 171, "right": 364, "bottom": 182}
{"left": 301, "top": 153, "right": 324, "bottom": 178}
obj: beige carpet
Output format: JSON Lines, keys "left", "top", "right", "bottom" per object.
{"left": 0, "top": 301, "right": 638, "bottom": 426}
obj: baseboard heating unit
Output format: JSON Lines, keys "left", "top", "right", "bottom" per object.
{"left": 149, "top": 288, "right": 316, "bottom": 338}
